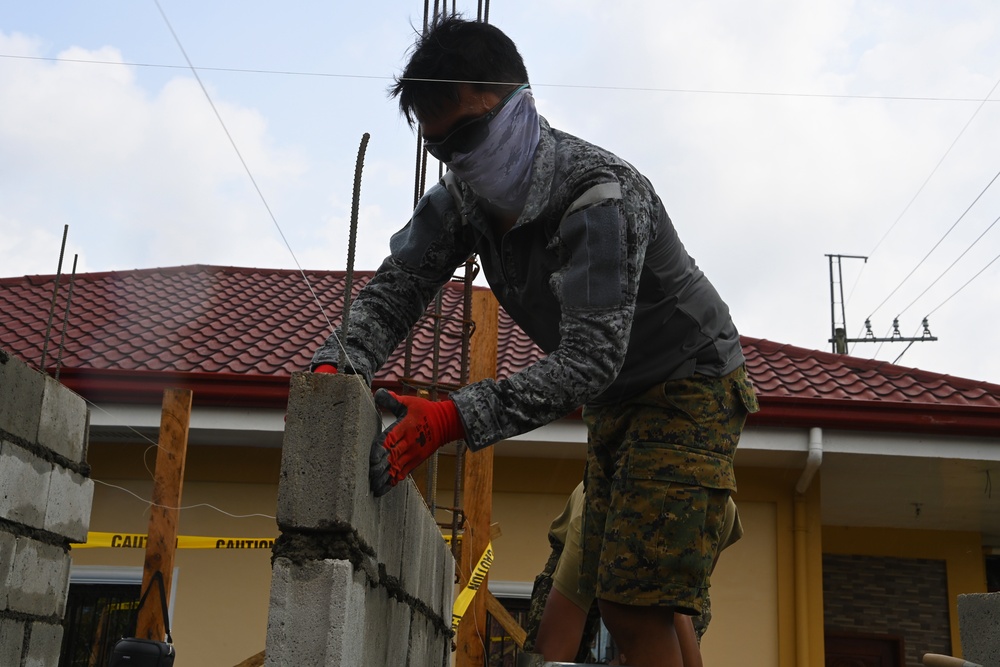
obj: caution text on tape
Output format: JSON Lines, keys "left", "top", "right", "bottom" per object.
{"left": 75, "top": 532, "right": 275, "bottom": 550}
{"left": 451, "top": 541, "right": 494, "bottom": 634}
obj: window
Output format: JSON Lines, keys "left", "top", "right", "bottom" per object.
{"left": 59, "top": 582, "right": 140, "bottom": 667}
{"left": 487, "top": 596, "right": 530, "bottom": 667}
{"left": 59, "top": 566, "right": 177, "bottom": 667}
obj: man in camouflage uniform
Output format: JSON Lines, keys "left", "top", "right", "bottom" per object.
{"left": 311, "top": 16, "right": 758, "bottom": 666}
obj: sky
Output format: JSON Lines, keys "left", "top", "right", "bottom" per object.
{"left": 2, "top": 1, "right": 999, "bottom": 384}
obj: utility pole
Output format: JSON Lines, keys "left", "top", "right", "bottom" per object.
{"left": 826, "top": 254, "right": 938, "bottom": 355}
{"left": 827, "top": 254, "right": 867, "bottom": 353}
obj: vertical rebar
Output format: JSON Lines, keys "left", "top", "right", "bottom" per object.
{"left": 340, "top": 133, "right": 370, "bottom": 368}
{"left": 54, "top": 254, "right": 78, "bottom": 381}
{"left": 40, "top": 224, "right": 69, "bottom": 374}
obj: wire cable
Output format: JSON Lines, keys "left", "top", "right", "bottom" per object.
{"left": 151, "top": 0, "right": 375, "bottom": 392}
{"left": 150, "top": 1, "right": 336, "bottom": 334}
{"left": 866, "top": 166, "right": 1000, "bottom": 321}
{"left": 94, "top": 479, "right": 276, "bottom": 520}
{"left": 6, "top": 53, "right": 1000, "bottom": 103}
{"left": 866, "top": 75, "right": 1000, "bottom": 257}
{"left": 924, "top": 250, "right": 1000, "bottom": 318}
{"left": 895, "top": 211, "right": 1000, "bottom": 318}
{"left": 78, "top": 393, "right": 280, "bottom": 521}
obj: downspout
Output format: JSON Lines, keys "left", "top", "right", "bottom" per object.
{"left": 794, "top": 427, "right": 823, "bottom": 667}
{"left": 796, "top": 427, "right": 824, "bottom": 495}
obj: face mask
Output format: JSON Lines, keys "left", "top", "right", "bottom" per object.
{"left": 443, "top": 88, "right": 540, "bottom": 212}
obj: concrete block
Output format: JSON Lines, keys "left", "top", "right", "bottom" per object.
{"left": 278, "top": 374, "right": 380, "bottom": 551}
{"left": 359, "top": 585, "right": 389, "bottom": 665}
{"left": 23, "top": 620, "right": 64, "bottom": 667}
{"left": 375, "top": 478, "right": 411, "bottom": 585}
{"left": 44, "top": 465, "right": 95, "bottom": 542}
{"left": 360, "top": 585, "right": 413, "bottom": 666}
{"left": 271, "top": 372, "right": 462, "bottom": 666}
{"left": 0, "top": 617, "right": 25, "bottom": 667}
{"left": 0, "top": 441, "right": 52, "bottom": 530}
{"left": 398, "top": 475, "right": 454, "bottom": 613}
{"left": 408, "top": 608, "right": 449, "bottom": 667}
{"left": 426, "top": 531, "right": 448, "bottom": 619}
{"left": 0, "top": 531, "right": 16, "bottom": 611}
{"left": 400, "top": 486, "right": 429, "bottom": 603}
{"left": 54, "top": 547, "right": 72, "bottom": 618}
{"left": 440, "top": 547, "right": 456, "bottom": 623}
{"left": 958, "top": 592, "right": 1000, "bottom": 666}
{"left": 0, "top": 350, "right": 45, "bottom": 444}
{"left": 423, "top": 541, "right": 446, "bottom": 621}
{"left": 6, "top": 537, "right": 70, "bottom": 617}
{"left": 265, "top": 557, "right": 367, "bottom": 667}
{"left": 384, "top": 598, "right": 413, "bottom": 667}
{"left": 37, "top": 375, "right": 89, "bottom": 463}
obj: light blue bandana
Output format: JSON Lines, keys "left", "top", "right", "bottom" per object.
{"left": 446, "top": 88, "right": 541, "bottom": 212}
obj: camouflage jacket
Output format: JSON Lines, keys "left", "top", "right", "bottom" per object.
{"left": 311, "top": 117, "right": 744, "bottom": 450}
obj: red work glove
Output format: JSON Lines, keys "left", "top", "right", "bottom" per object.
{"left": 369, "top": 389, "right": 465, "bottom": 497}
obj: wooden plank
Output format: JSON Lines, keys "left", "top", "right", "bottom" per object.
{"left": 457, "top": 290, "right": 499, "bottom": 667}
{"left": 486, "top": 591, "right": 526, "bottom": 648}
{"left": 136, "top": 388, "right": 192, "bottom": 640}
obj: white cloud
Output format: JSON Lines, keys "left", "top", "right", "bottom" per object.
{"left": 0, "top": 37, "right": 309, "bottom": 273}
{"left": 2, "top": 3, "right": 999, "bottom": 383}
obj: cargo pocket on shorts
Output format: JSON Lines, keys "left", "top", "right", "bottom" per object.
{"left": 734, "top": 366, "right": 760, "bottom": 415}
{"left": 605, "top": 442, "right": 718, "bottom": 591}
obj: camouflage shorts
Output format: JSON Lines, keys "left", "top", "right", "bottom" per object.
{"left": 579, "top": 365, "right": 757, "bottom": 613}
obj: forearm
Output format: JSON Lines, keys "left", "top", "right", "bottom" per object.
{"left": 450, "top": 306, "right": 630, "bottom": 449}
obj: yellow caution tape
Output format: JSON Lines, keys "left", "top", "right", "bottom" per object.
{"left": 451, "top": 541, "right": 494, "bottom": 634}
{"left": 75, "top": 532, "right": 275, "bottom": 550}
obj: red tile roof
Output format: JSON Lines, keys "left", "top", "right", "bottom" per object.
{"left": 2, "top": 265, "right": 999, "bottom": 436}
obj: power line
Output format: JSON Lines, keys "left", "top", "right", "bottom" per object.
{"left": 867, "top": 167, "right": 1000, "bottom": 320}
{"left": 896, "top": 212, "right": 1000, "bottom": 318}
{"left": 4, "top": 52, "right": 1000, "bottom": 103}
{"left": 866, "top": 75, "right": 1000, "bottom": 258}
{"left": 925, "top": 250, "right": 1000, "bottom": 318}
{"left": 890, "top": 244, "right": 1000, "bottom": 364}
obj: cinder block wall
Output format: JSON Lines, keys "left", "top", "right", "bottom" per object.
{"left": 0, "top": 348, "right": 94, "bottom": 666}
{"left": 266, "top": 373, "right": 454, "bottom": 667}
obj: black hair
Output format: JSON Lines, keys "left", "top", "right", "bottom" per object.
{"left": 389, "top": 15, "right": 529, "bottom": 126}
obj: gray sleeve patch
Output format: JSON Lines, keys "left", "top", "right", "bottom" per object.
{"left": 563, "top": 182, "right": 622, "bottom": 220}
{"left": 561, "top": 204, "right": 624, "bottom": 309}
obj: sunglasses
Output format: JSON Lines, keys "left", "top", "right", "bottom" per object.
{"left": 424, "top": 84, "right": 530, "bottom": 163}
